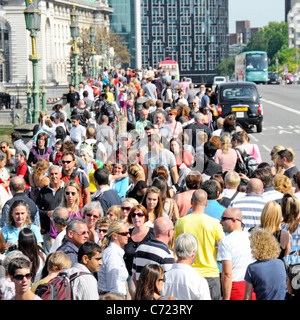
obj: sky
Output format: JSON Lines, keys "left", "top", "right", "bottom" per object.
{"left": 229, "top": 0, "right": 286, "bottom": 33}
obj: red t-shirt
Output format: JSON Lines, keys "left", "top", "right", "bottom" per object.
{"left": 17, "top": 161, "right": 30, "bottom": 190}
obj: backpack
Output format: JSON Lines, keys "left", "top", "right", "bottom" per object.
{"left": 101, "top": 102, "right": 115, "bottom": 122}
{"left": 234, "top": 148, "right": 258, "bottom": 177}
{"left": 35, "top": 271, "right": 89, "bottom": 300}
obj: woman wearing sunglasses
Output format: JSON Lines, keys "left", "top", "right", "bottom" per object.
{"left": 8, "top": 257, "right": 42, "bottom": 300}
{"left": 50, "top": 181, "right": 83, "bottom": 245}
{"left": 82, "top": 201, "right": 103, "bottom": 243}
{"left": 98, "top": 220, "right": 130, "bottom": 298}
{"left": 123, "top": 205, "right": 155, "bottom": 279}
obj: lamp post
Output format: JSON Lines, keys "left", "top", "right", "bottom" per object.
{"left": 90, "top": 24, "right": 96, "bottom": 79}
{"left": 70, "top": 5, "right": 79, "bottom": 90}
{"left": 24, "top": 0, "right": 41, "bottom": 123}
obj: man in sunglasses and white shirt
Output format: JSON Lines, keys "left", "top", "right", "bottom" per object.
{"left": 217, "top": 207, "right": 255, "bottom": 300}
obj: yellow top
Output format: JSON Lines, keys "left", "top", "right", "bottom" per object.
{"left": 175, "top": 213, "right": 225, "bottom": 278}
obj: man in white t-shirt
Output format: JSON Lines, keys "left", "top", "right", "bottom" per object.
{"left": 70, "top": 115, "right": 86, "bottom": 155}
{"left": 161, "top": 233, "right": 211, "bottom": 300}
{"left": 217, "top": 207, "right": 255, "bottom": 300}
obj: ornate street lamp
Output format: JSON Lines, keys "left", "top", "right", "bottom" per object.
{"left": 24, "top": 0, "right": 41, "bottom": 123}
{"left": 70, "top": 5, "right": 79, "bottom": 90}
{"left": 90, "top": 23, "right": 96, "bottom": 79}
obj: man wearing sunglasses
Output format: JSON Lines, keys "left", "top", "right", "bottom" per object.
{"left": 217, "top": 207, "right": 255, "bottom": 300}
{"left": 8, "top": 257, "right": 42, "bottom": 300}
{"left": 57, "top": 218, "right": 89, "bottom": 267}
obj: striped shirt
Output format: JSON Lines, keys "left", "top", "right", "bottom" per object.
{"left": 229, "top": 194, "right": 267, "bottom": 231}
{"left": 132, "top": 239, "right": 175, "bottom": 281}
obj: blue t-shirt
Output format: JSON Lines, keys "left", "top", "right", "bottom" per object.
{"left": 245, "top": 259, "right": 287, "bottom": 300}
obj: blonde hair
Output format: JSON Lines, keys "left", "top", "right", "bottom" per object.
{"left": 101, "top": 220, "right": 127, "bottom": 251}
{"left": 260, "top": 201, "right": 282, "bottom": 234}
{"left": 249, "top": 227, "right": 280, "bottom": 261}
{"left": 106, "top": 205, "right": 122, "bottom": 221}
{"left": 281, "top": 193, "right": 300, "bottom": 234}
{"left": 220, "top": 134, "right": 232, "bottom": 153}
{"left": 129, "top": 164, "right": 143, "bottom": 180}
{"left": 224, "top": 171, "right": 241, "bottom": 189}
{"left": 30, "top": 158, "right": 50, "bottom": 185}
{"left": 196, "top": 131, "right": 208, "bottom": 145}
{"left": 273, "top": 174, "right": 292, "bottom": 194}
{"left": 47, "top": 251, "right": 72, "bottom": 272}
{"left": 60, "top": 180, "right": 81, "bottom": 213}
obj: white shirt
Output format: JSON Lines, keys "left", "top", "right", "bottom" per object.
{"left": 49, "top": 229, "right": 66, "bottom": 254}
{"left": 70, "top": 125, "right": 86, "bottom": 150}
{"left": 161, "top": 263, "right": 211, "bottom": 300}
{"left": 97, "top": 242, "right": 128, "bottom": 297}
{"left": 217, "top": 230, "right": 255, "bottom": 282}
{"left": 65, "top": 263, "right": 99, "bottom": 300}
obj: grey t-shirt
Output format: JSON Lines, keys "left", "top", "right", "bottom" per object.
{"left": 143, "top": 148, "right": 177, "bottom": 186}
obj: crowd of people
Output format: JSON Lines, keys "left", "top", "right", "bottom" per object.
{"left": 0, "top": 66, "right": 299, "bottom": 301}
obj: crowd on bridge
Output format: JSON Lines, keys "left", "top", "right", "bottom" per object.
{"left": 0, "top": 66, "right": 300, "bottom": 301}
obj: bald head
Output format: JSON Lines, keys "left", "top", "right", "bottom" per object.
{"left": 220, "top": 207, "right": 243, "bottom": 233}
{"left": 191, "top": 189, "right": 207, "bottom": 206}
{"left": 246, "top": 178, "right": 264, "bottom": 194}
{"left": 10, "top": 176, "right": 26, "bottom": 193}
{"left": 154, "top": 217, "right": 173, "bottom": 237}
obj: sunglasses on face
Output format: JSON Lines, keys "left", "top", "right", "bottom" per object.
{"left": 96, "top": 228, "right": 108, "bottom": 233}
{"left": 86, "top": 213, "right": 99, "bottom": 219}
{"left": 62, "top": 160, "right": 72, "bottom": 164}
{"left": 159, "top": 275, "right": 166, "bottom": 282}
{"left": 131, "top": 212, "right": 145, "bottom": 218}
{"left": 121, "top": 207, "right": 131, "bottom": 211}
{"left": 13, "top": 273, "right": 32, "bottom": 281}
{"left": 118, "top": 231, "right": 130, "bottom": 237}
{"left": 65, "top": 191, "right": 76, "bottom": 196}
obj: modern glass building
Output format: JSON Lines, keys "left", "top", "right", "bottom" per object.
{"left": 108, "top": 0, "right": 137, "bottom": 68}
{"left": 109, "top": 0, "right": 229, "bottom": 82}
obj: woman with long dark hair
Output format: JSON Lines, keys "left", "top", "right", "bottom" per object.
{"left": 134, "top": 264, "right": 170, "bottom": 300}
{"left": 18, "top": 228, "right": 46, "bottom": 284}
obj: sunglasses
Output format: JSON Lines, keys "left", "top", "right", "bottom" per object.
{"left": 121, "top": 207, "right": 131, "bottom": 211}
{"left": 65, "top": 191, "right": 76, "bottom": 196}
{"left": 159, "top": 275, "right": 166, "bottom": 282}
{"left": 118, "top": 231, "right": 130, "bottom": 237}
{"left": 86, "top": 213, "right": 99, "bottom": 219}
{"left": 13, "top": 273, "right": 32, "bottom": 281}
{"left": 221, "top": 216, "right": 244, "bottom": 227}
{"left": 96, "top": 228, "right": 108, "bottom": 233}
{"left": 62, "top": 160, "right": 72, "bottom": 164}
{"left": 131, "top": 212, "right": 145, "bottom": 218}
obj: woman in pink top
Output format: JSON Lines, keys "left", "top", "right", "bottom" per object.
{"left": 214, "top": 134, "right": 238, "bottom": 173}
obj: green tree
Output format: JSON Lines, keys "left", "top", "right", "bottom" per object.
{"left": 215, "top": 58, "right": 235, "bottom": 76}
{"left": 77, "top": 27, "right": 131, "bottom": 76}
{"left": 275, "top": 45, "right": 299, "bottom": 73}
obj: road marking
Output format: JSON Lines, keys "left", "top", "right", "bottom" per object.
{"left": 262, "top": 144, "right": 271, "bottom": 152}
{"left": 261, "top": 98, "right": 300, "bottom": 116}
{"left": 248, "top": 133, "right": 259, "bottom": 142}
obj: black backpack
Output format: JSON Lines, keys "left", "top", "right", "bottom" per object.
{"left": 234, "top": 148, "right": 258, "bottom": 177}
{"left": 101, "top": 102, "right": 115, "bottom": 122}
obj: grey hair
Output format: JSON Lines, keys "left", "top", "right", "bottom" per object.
{"left": 175, "top": 233, "right": 198, "bottom": 260}
{"left": 3, "top": 250, "right": 30, "bottom": 273}
{"left": 48, "top": 164, "right": 61, "bottom": 175}
{"left": 82, "top": 201, "right": 104, "bottom": 218}
{"left": 194, "top": 112, "right": 204, "bottom": 122}
{"left": 66, "top": 218, "right": 87, "bottom": 234}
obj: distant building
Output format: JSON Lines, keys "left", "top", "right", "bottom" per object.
{"left": 228, "top": 20, "right": 261, "bottom": 46}
{"left": 288, "top": 2, "right": 300, "bottom": 48}
{"left": 109, "top": 0, "right": 229, "bottom": 83}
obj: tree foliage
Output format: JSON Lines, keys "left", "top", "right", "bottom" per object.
{"left": 77, "top": 26, "right": 131, "bottom": 75}
{"left": 215, "top": 58, "right": 235, "bottom": 76}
